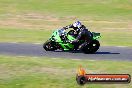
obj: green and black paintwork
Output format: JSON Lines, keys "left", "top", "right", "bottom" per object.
{"left": 43, "top": 29, "right": 101, "bottom": 54}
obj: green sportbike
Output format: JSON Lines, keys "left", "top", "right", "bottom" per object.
{"left": 43, "top": 29, "right": 101, "bottom": 54}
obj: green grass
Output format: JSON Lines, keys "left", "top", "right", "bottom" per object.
{"left": 0, "top": 27, "right": 132, "bottom": 46}
{"left": 0, "top": 28, "right": 51, "bottom": 43}
{"left": 101, "top": 30, "right": 132, "bottom": 46}
{"left": 0, "top": 55, "right": 131, "bottom": 88}
{"left": 0, "top": 0, "right": 131, "bottom": 46}
{"left": 0, "top": 0, "right": 132, "bottom": 20}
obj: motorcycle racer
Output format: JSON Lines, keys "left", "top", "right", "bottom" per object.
{"left": 62, "top": 21, "right": 92, "bottom": 50}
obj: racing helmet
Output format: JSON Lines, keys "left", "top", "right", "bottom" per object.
{"left": 73, "top": 21, "right": 82, "bottom": 28}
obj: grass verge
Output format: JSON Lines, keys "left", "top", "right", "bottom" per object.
{"left": 0, "top": 55, "right": 131, "bottom": 88}
{"left": 0, "top": 27, "right": 132, "bottom": 46}
{"left": 0, "top": 0, "right": 132, "bottom": 46}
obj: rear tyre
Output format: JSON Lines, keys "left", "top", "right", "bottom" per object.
{"left": 82, "top": 40, "right": 100, "bottom": 54}
{"left": 43, "top": 40, "right": 56, "bottom": 51}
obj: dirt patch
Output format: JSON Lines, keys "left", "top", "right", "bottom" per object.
{"left": 0, "top": 13, "right": 131, "bottom": 30}
{"left": 0, "top": 19, "right": 32, "bottom": 28}
{"left": 0, "top": 13, "right": 65, "bottom": 30}
{"left": 26, "top": 66, "right": 105, "bottom": 76}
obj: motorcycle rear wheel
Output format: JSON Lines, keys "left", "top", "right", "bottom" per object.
{"left": 82, "top": 40, "right": 100, "bottom": 54}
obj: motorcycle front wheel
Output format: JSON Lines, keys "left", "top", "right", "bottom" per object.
{"left": 43, "top": 40, "right": 56, "bottom": 51}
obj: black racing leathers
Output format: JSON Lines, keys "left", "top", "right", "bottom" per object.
{"left": 63, "top": 24, "right": 92, "bottom": 50}
{"left": 66, "top": 24, "right": 92, "bottom": 43}
{"left": 73, "top": 29, "right": 92, "bottom": 43}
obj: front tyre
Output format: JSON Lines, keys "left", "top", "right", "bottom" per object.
{"left": 82, "top": 40, "right": 100, "bottom": 54}
{"left": 43, "top": 40, "right": 56, "bottom": 51}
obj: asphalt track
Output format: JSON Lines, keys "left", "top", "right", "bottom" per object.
{"left": 0, "top": 43, "right": 132, "bottom": 61}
